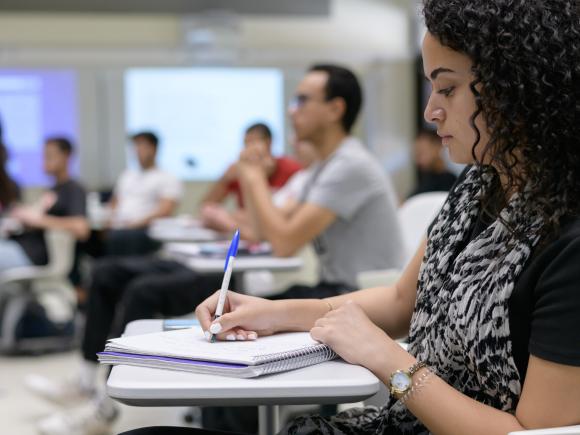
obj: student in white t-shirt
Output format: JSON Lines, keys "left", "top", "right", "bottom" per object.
{"left": 110, "top": 132, "right": 182, "bottom": 228}
{"left": 106, "top": 132, "right": 183, "bottom": 255}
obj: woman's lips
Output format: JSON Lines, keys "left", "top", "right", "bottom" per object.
{"left": 440, "top": 135, "right": 453, "bottom": 146}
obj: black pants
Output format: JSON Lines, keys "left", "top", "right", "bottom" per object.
{"left": 105, "top": 229, "right": 161, "bottom": 257}
{"left": 82, "top": 257, "right": 225, "bottom": 363}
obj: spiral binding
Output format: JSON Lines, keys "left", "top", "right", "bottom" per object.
{"left": 253, "top": 344, "right": 337, "bottom": 376}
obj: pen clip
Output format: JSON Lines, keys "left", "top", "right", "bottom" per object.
{"left": 224, "top": 229, "right": 240, "bottom": 271}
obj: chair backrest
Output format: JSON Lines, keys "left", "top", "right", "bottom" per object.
{"left": 398, "top": 192, "right": 448, "bottom": 264}
{"left": 0, "top": 229, "right": 76, "bottom": 287}
{"left": 43, "top": 229, "right": 76, "bottom": 278}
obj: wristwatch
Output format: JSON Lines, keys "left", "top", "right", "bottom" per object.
{"left": 388, "top": 361, "right": 427, "bottom": 399}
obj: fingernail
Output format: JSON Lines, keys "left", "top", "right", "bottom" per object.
{"left": 204, "top": 330, "right": 211, "bottom": 341}
{"left": 226, "top": 334, "right": 236, "bottom": 341}
{"left": 248, "top": 332, "right": 257, "bottom": 340}
{"left": 236, "top": 334, "right": 246, "bottom": 341}
{"left": 209, "top": 323, "right": 222, "bottom": 334}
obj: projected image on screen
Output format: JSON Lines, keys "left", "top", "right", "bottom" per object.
{"left": 0, "top": 70, "right": 78, "bottom": 187}
{"left": 125, "top": 68, "right": 284, "bottom": 181}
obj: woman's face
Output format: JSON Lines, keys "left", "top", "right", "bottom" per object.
{"left": 422, "top": 32, "right": 490, "bottom": 165}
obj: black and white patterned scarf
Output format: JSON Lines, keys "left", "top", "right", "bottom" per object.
{"left": 376, "top": 165, "right": 545, "bottom": 434}
{"left": 280, "top": 166, "right": 545, "bottom": 435}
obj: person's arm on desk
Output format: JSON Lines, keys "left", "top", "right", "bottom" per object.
{"left": 200, "top": 204, "right": 261, "bottom": 243}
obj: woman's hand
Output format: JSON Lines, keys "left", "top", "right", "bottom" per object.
{"left": 238, "top": 143, "right": 275, "bottom": 178}
{"left": 195, "top": 291, "right": 283, "bottom": 342}
{"left": 310, "top": 301, "right": 414, "bottom": 377}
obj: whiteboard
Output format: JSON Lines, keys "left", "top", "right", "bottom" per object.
{"left": 124, "top": 67, "right": 284, "bottom": 181}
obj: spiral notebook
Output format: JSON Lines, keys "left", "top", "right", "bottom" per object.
{"left": 97, "top": 327, "right": 337, "bottom": 378}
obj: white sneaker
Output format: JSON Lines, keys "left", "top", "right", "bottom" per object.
{"left": 37, "top": 401, "right": 118, "bottom": 435}
{"left": 25, "top": 374, "right": 94, "bottom": 407}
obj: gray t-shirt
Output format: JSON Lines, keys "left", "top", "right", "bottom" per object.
{"left": 302, "top": 137, "right": 404, "bottom": 288}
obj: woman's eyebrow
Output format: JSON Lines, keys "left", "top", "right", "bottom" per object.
{"left": 427, "top": 67, "right": 456, "bottom": 81}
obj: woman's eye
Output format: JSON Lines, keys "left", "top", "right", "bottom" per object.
{"left": 438, "top": 86, "right": 455, "bottom": 97}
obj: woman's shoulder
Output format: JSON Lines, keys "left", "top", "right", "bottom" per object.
{"left": 543, "top": 215, "right": 580, "bottom": 253}
{"left": 528, "top": 216, "right": 580, "bottom": 272}
{"left": 521, "top": 215, "right": 580, "bottom": 367}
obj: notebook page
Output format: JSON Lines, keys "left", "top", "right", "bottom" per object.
{"left": 106, "top": 327, "right": 322, "bottom": 365}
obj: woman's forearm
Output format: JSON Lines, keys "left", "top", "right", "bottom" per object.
{"left": 274, "top": 299, "right": 333, "bottom": 332}
{"left": 405, "top": 372, "right": 524, "bottom": 435}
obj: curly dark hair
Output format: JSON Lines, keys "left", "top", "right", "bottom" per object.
{"left": 423, "top": 0, "right": 580, "bottom": 240}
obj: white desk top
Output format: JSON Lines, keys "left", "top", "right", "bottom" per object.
{"left": 148, "top": 217, "right": 222, "bottom": 243}
{"left": 107, "top": 320, "right": 380, "bottom": 407}
{"left": 149, "top": 226, "right": 221, "bottom": 243}
{"left": 163, "top": 242, "right": 303, "bottom": 273}
{"left": 184, "top": 255, "right": 303, "bottom": 273}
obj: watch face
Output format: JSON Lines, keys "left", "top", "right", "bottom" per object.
{"left": 391, "top": 371, "right": 412, "bottom": 393}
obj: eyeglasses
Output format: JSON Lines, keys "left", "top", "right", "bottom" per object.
{"left": 288, "top": 94, "right": 329, "bottom": 111}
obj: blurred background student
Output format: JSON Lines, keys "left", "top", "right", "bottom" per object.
{"left": 201, "top": 122, "right": 302, "bottom": 209}
{"left": 105, "top": 131, "right": 183, "bottom": 256}
{"left": 1, "top": 138, "right": 88, "bottom": 273}
{"left": 408, "top": 129, "right": 457, "bottom": 197}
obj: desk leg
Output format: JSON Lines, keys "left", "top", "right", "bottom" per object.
{"left": 258, "top": 405, "right": 280, "bottom": 435}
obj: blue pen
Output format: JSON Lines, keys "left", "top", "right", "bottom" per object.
{"left": 208, "top": 229, "right": 240, "bottom": 342}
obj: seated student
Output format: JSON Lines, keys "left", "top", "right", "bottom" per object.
{"left": 127, "top": 1, "right": 580, "bottom": 434}
{"left": 105, "top": 131, "right": 183, "bottom": 256}
{"left": 201, "top": 122, "right": 302, "bottom": 211}
{"left": 1, "top": 138, "right": 89, "bottom": 274}
{"left": 201, "top": 138, "right": 318, "bottom": 241}
{"left": 236, "top": 64, "right": 404, "bottom": 299}
{"left": 26, "top": 64, "right": 403, "bottom": 435}
{"left": 408, "top": 128, "right": 457, "bottom": 197}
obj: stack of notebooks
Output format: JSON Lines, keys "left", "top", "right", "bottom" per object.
{"left": 98, "top": 327, "right": 337, "bottom": 378}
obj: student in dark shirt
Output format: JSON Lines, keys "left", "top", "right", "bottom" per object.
{"left": 130, "top": 1, "right": 579, "bottom": 434}
{"left": 1, "top": 138, "right": 89, "bottom": 273}
{"left": 409, "top": 129, "right": 457, "bottom": 197}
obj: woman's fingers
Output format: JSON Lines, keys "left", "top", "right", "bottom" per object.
{"left": 196, "top": 293, "right": 219, "bottom": 332}
{"left": 210, "top": 328, "right": 259, "bottom": 342}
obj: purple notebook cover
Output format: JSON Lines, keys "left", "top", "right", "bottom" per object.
{"left": 98, "top": 351, "right": 248, "bottom": 369}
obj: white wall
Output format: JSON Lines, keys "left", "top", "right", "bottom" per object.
{"left": 1, "top": 0, "right": 419, "bottom": 204}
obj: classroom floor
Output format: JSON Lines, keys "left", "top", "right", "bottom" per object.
{"left": 0, "top": 350, "right": 195, "bottom": 435}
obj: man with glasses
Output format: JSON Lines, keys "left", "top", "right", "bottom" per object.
{"left": 235, "top": 64, "right": 404, "bottom": 301}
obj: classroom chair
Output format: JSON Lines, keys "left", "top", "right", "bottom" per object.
{"left": 0, "top": 229, "right": 76, "bottom": 352}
